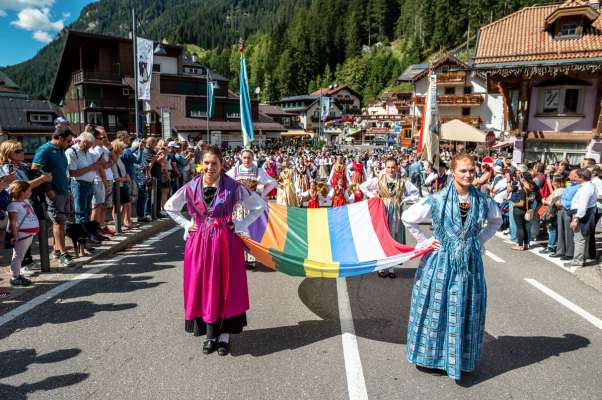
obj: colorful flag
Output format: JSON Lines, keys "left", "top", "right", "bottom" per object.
{"left": 241, "top": 198, "right": 431, "bottom": 278}
{"left": 136, "top": 37, "right": 154, "bottom": 101}
{"left": 207, "top": 80, "right": 215, "bottom": 119}
{"left": 239, "top": 47, "right": 254, "bottom": 147}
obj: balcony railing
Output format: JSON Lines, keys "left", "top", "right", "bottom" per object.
{"left": 84, "top": 98, "right": 129, "bottom": 109}
{"left": 72, "top": 69, "right": 123, "bottom": 85}
{"left": 413, "top": 94, "right": 484, "bottom": 106}
{"left": 440, "top": 115, "right": 482, "bottom": 127}
{"left": 437, "top": 71, "right": 467, "bottom": 84}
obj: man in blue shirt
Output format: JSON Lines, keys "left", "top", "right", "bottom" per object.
{"left": 409, "top": 158, "right": 424, "bottom": 197}
{"left": 551, "top": 169, "right": 580, "bottom": 260}
{"left": 32, "top": 127, "right": 75, "bottom": 268}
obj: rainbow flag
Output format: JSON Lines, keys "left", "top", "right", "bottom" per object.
{"left": 242, "top": 198, "right": 431, "bottom": 278}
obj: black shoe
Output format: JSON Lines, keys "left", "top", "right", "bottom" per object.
{"left": 217, "top": 341, "right": 230, "bottom": 356}
{"left": 388, "top": 271, "right": 396, "bottom": 279}
{"left": 377, "top": 271, "right": 388, "bottom": 278}
{"left": 202, "top": 339, "right": 216, "bottom": 354}
{"left": 245, "top": 261, "right": 255, "bottom": 270}
{"left": 157, "top": 212, "right": 167, "bottom": 219}
{"left": 549, "top": 253, "right": 564, "bottom": 258}
{"left": 560, "top": 256, "right": 572, "bottom": 261}
{"left": 539, "top": 248, "right": 552, "bottom": 254}
{"left": 10, "top": 275, "right": 32, "bottom": 287}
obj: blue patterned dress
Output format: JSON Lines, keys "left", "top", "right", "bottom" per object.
{"left": 403, "top": 183, "right": 501, "bottom": 380}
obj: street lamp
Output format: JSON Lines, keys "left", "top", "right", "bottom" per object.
{"left": 255, "top": 86, "right": 261, "bottom": 101}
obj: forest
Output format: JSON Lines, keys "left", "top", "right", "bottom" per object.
{"left": 1, "top": 0, "right": 556, "bottom": 102}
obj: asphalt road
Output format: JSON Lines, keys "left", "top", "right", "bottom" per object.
{"left": 1, "top": 227, "right": 601, "bottom": 400}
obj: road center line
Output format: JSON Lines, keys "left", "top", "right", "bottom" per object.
{"left": 485, "top": 250, "right": 505, "bottom": 263}
{"left": 524, "top": 278, "right": 602, "bottom": 330}
{"left": 0, "top": 227, "right": 179, "bottom": 329}
{"left": 337, "top": 278, "right": 369, "bottom": 400}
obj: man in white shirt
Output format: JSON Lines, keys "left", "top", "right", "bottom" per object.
{"left": 569, "top": 168, "right": 598, "bottom": 269}
{"left": 66, "top": 132, "right": 101, "bottom": 224}
{"left": 89, "top": 127, "right": 114, "bottom": 235}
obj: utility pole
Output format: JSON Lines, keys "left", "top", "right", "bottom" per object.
{"left": 132, "top": 8, "right": 141, "bottom": 138}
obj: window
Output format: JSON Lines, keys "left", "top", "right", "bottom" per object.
{"left": 30, "top": 114, "right": 53, "bottom": 123}
{"left": 153, "top": 64, "right": 161, "bottom": 72}
{"left": 539, "top": 87, "right": 583, "bottom": 115}
{"left": 22, "top": 135, "right": 48, "bottom": 154}
{"left": 463, "top": 86, "right": 472, "bottom": 95}
{"left": 564, "top": 89, "right": 580, "bottom": 113}
{"left": 188, "top": 100, "right": 207, "bottom": 118}
{"left": 404, "top": 129, "right": 412, "bottom": 139}
{"left": 560, "top": 23, "right": 577, "bottom": 36}
{"left": 88, "top": 112, "right": 103, "bottom": 125}
{"left": 444, "top": 87, "right": 455, "bottom": 95}
{"left": 225, "top": 103, "right": 240, "bottom": 119}
{"left": 462, "top": 107, "right": 470, "bottom": 116}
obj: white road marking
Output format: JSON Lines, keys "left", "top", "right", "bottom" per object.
{"left": 337, "top": 278, "right": 369, "bottom": 400}
{"left": 525, "top": 278, "right": 602, "bottom": 330}
{"left": 485, "top": 251, "right": 505, "bottom": 263}
{"left": 494, "top": 232, "right": 575, "bottom": 273}
{"left": 0, "top": 227, "right": 179, "bottom": 329}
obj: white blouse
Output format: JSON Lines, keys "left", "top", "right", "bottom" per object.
{"left": 359, "top": 176, "right": 420, "bottom": 204}
{"left": 402, "top": 196, "right": 502, "bottom": 250}
{"left": 164, "top": 178, "right": 266, "bottom": 239}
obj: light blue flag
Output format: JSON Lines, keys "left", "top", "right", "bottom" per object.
{"left": 239, "top": 55, "right": 254, "bottom": 147}
{"left": 207, "top": 80, "right": 215, "bottom": 119}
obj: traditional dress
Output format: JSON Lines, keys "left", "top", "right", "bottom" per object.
{"left": 164, "top": 173, "right": 265, "bottom": 338}
{"left": 276, "top": 167, "right": 299, "bottom": 207}
{"left": 329, "top": 163, "right": 348, "bottom": 190}
{"left": 351, "top": 161, "right": 365, "bottom": 185}
{"left": 360, "top": 174, "right": 419, "bottom": 244}
{"left": 317, "top": 157, "right": 330, "bottom": 181}
{"left": 227, "top": 162, "right": 276, "bottom": 199}
{"left": 328, "top": 186, "right": 351, "bottom": 208}
{"left": 299, "top": 189, "right": 326, "bottom": 208}
{"left": 352, "top": 189, "right": 364, "bottom": 203}
{"left": 402, "top": 184, "right": 502, "bottom": 379}
{"left": 263, "top": 159, "right": 279, "bottom": 198}
{"left": 295, "top": 164, "right": 311, "bottom": 194}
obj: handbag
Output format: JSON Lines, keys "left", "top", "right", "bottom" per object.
{"left": 524, "top": 192, "right": 534, "bottom": 222}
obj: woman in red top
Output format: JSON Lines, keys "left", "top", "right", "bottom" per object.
{"left": 350, "top": 183, "right": 364, "bottom": 203}
{"left": 329, "top": 176, "right": 350, "bottom": 207}
{"left": 298, "top": 181, "right": 325, "bottom": 208}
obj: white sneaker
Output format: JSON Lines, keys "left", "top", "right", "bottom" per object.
{"left": 20, "top": 266, "right": 36, "bottom": 277}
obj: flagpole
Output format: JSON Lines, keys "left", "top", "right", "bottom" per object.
{"left": 206, "top": 68, "right": 211, "bottom": 145}
{"left": 132, "top": 8, "right": 140, "bottom": 138}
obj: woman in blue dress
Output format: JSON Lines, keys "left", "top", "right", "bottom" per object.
{"left": 402, "top": 154, "right": 502, "bottom": 380}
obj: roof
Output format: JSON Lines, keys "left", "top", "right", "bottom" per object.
{"left": 274, "top": 95, "right": 319, "bottom": 103}
{"left": 397, "top": 64, "right": 429, "bottom": 82}
{"left": 545, "top": 0, "right": 599, "bottom": 26}
{"left": 0, "top": 96, "right": 57, "bottom": 132}
{"left": 0, "top": 71, "right": 19, "bottom": 92}
{"left": 171, "top": 112, "right": 286, "bottom": 133}
{"left": 259, "top": 104, "right": 297, "bottom": 117}
{"left": 309, "top": 84, "right": 362, "bottom": 99}
{"left": 474, "top": 2, "right": 602, "bottom": 65}
{"left": 412, "top": 54, "right": 472, "bottom": 82}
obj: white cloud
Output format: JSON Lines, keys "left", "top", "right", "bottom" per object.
{"left": 32, "top": 29, "right": 51, "bottom": 43}
{"left": 0, "top": 1, "right": 54, "bottom": 12}
{"left": 0, "top": 9, "right": 6, "bottom": 16}
{"left": 11, "top": 7, "right": 63, "bottom": 31}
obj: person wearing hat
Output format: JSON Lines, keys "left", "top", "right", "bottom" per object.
{"left": 54, "top": 116, "right": 70, "bottom": 130}
{"left": 32, "top": 127, "right": 75, "bottom": 267}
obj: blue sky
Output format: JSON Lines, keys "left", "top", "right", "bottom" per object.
{"left": 0, "top": 0, "right": 95, "bottom": 67}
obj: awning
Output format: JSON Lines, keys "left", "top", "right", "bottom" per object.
{"left": 491, "top": 140, "right": 513, "bottom": 149}
{"left": 281, "top": 130, "right": 313, "bottom": 137}
{"left": 440, "top": 119, "right": 485, "bottom": 143}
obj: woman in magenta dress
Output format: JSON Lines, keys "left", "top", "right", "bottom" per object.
{"left": 262, "top": 156, "right": 278, "bottom": 199}
{"left": 165, "top": 146, "right": 265, "bottom": 356}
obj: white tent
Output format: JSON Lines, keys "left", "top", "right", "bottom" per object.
{"left": 440, "top": 119, "right": 486, "bottom": 143}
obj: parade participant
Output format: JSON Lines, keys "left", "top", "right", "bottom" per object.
{"left": 350, "top": 157, "right": 365, "bottom": 185}
{"left": 350, "top": 183, "right": 364, "bottom": 203}
{"left": 298, "top": 181, "right": 327, "bottom": 208}
{"left": 294, "top": 157, "right": 312, "bottom": 194}
{"left": 328, "top": 176, "right": 351, "bottom": 207}
{"left": 360, "top": 157, "right": 419, "bottom": 278}
{"left": 402, "top": 153, "right": 502, "bottom": 380}
{"left": 317, "top": 154, "right": 330, "bottom": 181}
{"left": 262, "top": 155, "right": 279, "bottom": 199}
{"left": 276, "top": 157, "right": 299, "bottom": 207}
{"left": 329, "top": 156, "right": 348, "bottom": 190}
{"left": 226, "top": 149, "right": 276, "bottom": 200}
{"left": 164, "top": 145, "right": 265, "bottom": 356}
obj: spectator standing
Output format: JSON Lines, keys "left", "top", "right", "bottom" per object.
{"left": 32, "top": 127, "right": 75, "bottom": 268}
{"left": 539, "top": 175, "right": 566, "bottom": 255}
{"left": 551, "top": 169, "right": 580, "bottom": 261}
{"left": 510, "top": 172, "right": 537, "bottom": 251}
{"left": 590, "top": 166, "right": 602, "bottom": 259}
{"left": 569, "top": 168, "right": 598, "bottom": 269}
{"left": 90, "top": 128, "right": 114, "bottom": 236}
{"left": 409, "top": 157, "right": 423, "bottom": 197}
{"left": 167, "top": 141, "right": 181, "bottom": 194}
{"left": 111, "top": 140, "right": 133, "bottom": 229}
{"left": 142, "top": 137, "right": 164, "bottom": 218}
{"left": 6, "top": 181, "right": 39, "bottom": 286}
{"left": 65, "top": 132, "right": 99, "bottom": 224}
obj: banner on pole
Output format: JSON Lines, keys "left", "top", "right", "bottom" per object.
{"left": 320, "top": 96, "right": 331, "bottom": 122}
{"left": 207, "top": 81, "right": 215, "bottom": 119}
{"left": 136, "top": 37, "right": 154, "bottom": 101}
{"left": 239, "top": 50, "right": 254, "bottom": 147}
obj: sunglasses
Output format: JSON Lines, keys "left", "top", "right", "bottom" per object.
{"left": 14, "top": 149, "right": 24, "bottom": 154}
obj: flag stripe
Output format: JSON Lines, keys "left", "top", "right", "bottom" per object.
{"left": 283, "top": 207, "right": 308, "bottom": 259}
{"left": 329, "top": 205, "right": 359, "bottom": 263}
{"left": 367, "top": 199, "right": 406, "bottom": 257}
{"left": 347, "top": 201, "right": 386, "bottom": 262}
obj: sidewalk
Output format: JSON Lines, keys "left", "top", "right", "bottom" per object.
{"left": 0, "top": 219, "right": 175, "bottom": 304}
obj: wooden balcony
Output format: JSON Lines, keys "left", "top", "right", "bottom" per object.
{"left": 437, "top": 71, "right": 467, "bottom": 85}
{"left": 72, "top": 69, "right": 123, "bottom": 85}
{"left": 393, "top": 100, "right": 411, "bottom": 108}
{"left": 413, "top": 94, "right": 484, "bottom": 107}
{"left": 440, "top": 115, "right": 482, "bottom": 127}
{"left": 84, "top": 98, "right": 129, "bottom": 110}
